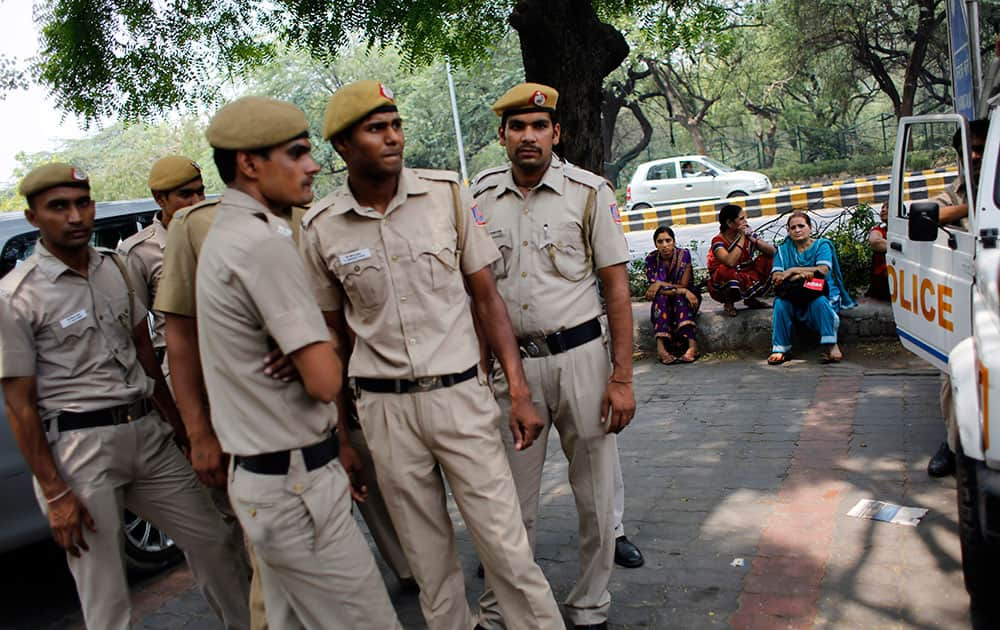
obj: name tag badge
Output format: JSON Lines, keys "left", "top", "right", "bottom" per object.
{"left": 339, "top": 248, "right": 372, "bottom": 265}
{"left": 60, "top": 309, "right": 87, "bottom": 328}
{"left": 275, "top": 224, "right": 293, "bottom": 238}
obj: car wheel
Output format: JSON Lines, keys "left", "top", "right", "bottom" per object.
{"left": 726, "top": 191, "right": 747, "bottom": 198}
{"left": 956, "top": 449, "right": 1000, "bottom": 628}
{"left": 123, "top": 510, "right": 182, "bottom": 574}
{"left": 631, "top": 203, "right": 652, "bottom": 211}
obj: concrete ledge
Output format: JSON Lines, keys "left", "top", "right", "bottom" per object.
{"left": 632, "top": 297, "right": 896, "bottom": 354}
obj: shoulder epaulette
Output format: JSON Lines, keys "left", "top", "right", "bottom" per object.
{"left": 0, "top": 258, "right": 38, "bottom": 297}
{"left": 174, "top": 197, "right": 221, "bottom": 223}
{"left": 302, "top": 191, "right": 338, "bottom": 228}
{"left": 563, "top": 163, "right": 604, "bottom": 190}
{"left": 472, "top": 165, "right": 507, "bottom": 197}
{"left": 117, "top": 223, "right": 155, "bottom": 254}
{"left": 412, "top": 168, "right": 461, "bottom": 185}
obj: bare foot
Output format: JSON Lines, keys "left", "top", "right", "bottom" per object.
{"left": 824, "top": 344, "right": 843, "bottom": 363}
{"left": 679, "top": 348, "right": 699, "bottom": 363}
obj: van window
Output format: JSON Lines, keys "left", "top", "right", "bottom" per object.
{"left": 900, "top": 119, "right": 968, "bottom": 229}
{"left": 647, "top": 163, "right": 677, "bottom": 181}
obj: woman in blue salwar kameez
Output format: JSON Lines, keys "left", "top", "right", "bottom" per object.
{"left": 768, "top": 212, "right": 856, "bottom": 365}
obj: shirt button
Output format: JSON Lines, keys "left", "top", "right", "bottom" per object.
{"left": 401, "top": 296, "right": 407, "bottom": 302}
{"left": 293, "top": 483, "right": 303, "bottom": 494}
{"left": 409, "top": 338, "right": 416, "bottom": 345}
{"left": 522, "top": 240, "right": 529, "bottom": 247}
{"left": 354, "top": 265, "right": 360, "bottom": 271}
{"left": 521, "top": 271, "right": 528, "bottom": 278}
{"left": 522, "top": 208, "right": 529, "bottom": 215}
{"left": 248, "top": 508, "right": 257, "bottom": 518}
{"left": 522, "top": 304, "right": 529, "bottom": 310}
{"left": 391, "top": 255, "right": 398, "bottom": 262}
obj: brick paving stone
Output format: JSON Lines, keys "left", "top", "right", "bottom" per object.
{"left": 90, "top": 356, "right": 976, "bottom": 630}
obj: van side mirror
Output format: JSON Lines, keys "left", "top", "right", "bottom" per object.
{"left": 908, "top": 202, "right": 940, "bottom": 242}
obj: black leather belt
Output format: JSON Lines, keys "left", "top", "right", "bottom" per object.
{"left": 517, "top": 317, "right": 602, "bottom": 358}
{"left": 354, "top": 364, "right": 478, "bottom": 394}
{"left": 235, "top": 431, "right": 339, "bottom": 475}
{"left": 55, "top": 400, "right": 148, "bottom": 431}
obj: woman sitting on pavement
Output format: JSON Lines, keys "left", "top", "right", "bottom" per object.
{"left": 706, "top": 204, "right": 776, "bottom": 316}
{"left": 645, "top": 225, "right": 700, "bottom": 364}
{"left": 768, "top": 211, "right": 857, "bottom": 365}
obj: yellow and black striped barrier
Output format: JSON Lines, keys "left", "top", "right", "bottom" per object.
{"left": 621, "top": 168, "right": 957, "bottom": 232}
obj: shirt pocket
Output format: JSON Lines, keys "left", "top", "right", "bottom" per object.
{"left": 489, "top": 228, "right": 513, "bottom": 280}
{"left": 101, "top": 297, "right": 138, "bottom": 369}
{"left": 47, "top": 312, "right": 100, "bottom": 376}
{"left": 335, "top": 250, "right": 388, "bottom": 314}
{"left": 539, "top": 223, "right": 589, "bottom": 282}
{"left": 412, "top": 232, "right": 464, "bottom": 300}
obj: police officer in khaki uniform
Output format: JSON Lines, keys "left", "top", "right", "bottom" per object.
{"left": 194, "top": 96, "right": 401, "bottom": 629}
{"left": 473, "top": 83, "right": 637, "bottom": 630}
{"left": 0, "top": 164, "right": 251, "bottom": 630}
{"left": 118, "top": 156, "right": 205, "bottom": 354}
{"left": 152, "top": 142, "right": 413, "bottom": 628}
{"left": 299, "top": 80, "right": 562, "bottom": 630}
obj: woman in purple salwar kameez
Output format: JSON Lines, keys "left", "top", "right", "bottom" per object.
{"left": 645, "top": 226, "right": 700, "bottom": 364}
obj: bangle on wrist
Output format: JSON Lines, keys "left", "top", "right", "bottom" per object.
{"left": 46, "top": 487, "right": 72, "bottom": 504}
{"left": 610, "top": 378, "right": 632, "bottom": 385}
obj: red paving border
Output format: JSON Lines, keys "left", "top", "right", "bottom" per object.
{"left": 731, "top": 375, "right": 862, "bottom": 630}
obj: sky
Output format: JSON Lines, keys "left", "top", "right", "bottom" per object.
{"left": 0, "top": 2, "right": 89, "bottom": 187}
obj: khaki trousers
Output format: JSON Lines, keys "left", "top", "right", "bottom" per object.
{"left": 356, "top": 373, "right": 562, "bottom": 630}
{"left": 228, "top": 453, "right": 401, "bottom": 630}
{"left": 347, "top": 425, "right": 413, "bottom": 580}
{"left": 478, "top": 338, "right": 617, "bottom": 627}
{"left": 613, "top": 441, "right": 626, "bottom": 538}
{"left": 37, "top": 414, "right": 251, "bottom": 630}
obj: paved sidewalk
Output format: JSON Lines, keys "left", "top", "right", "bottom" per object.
{"left": 69, "top": 352, "right": 969, "bottom": 629}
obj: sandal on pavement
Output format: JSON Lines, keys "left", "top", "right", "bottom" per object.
{"left": 678, "top": 352, "right": 699, "bottom": 364}
{"left": 767, "top": 352, "right": 787, "bottom": 365}
{"left": 659, "top": 355, "right": 679, "bottom": 365}
{"left": 722, "top": 303, "right": 738, "bottom": 317}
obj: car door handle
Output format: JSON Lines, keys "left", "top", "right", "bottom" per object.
{"left": 685, "top": 184, "right": 693, "bottom": 189}
{"left": 890, "top": 241, "right": 902, "bottom": 252}
{"left": 649, "top": 186, "right": 657, "bottom": 191}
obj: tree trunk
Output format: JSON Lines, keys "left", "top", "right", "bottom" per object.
{"left": 510, "top": 0, "right": 629, "bottom": 174}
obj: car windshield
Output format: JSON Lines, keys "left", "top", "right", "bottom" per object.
{"left": 701, "top": 157, "right": 734, "bottom": 173}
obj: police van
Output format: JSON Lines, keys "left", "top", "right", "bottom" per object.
{"left": 887, "top": 2, "right": 1000, "bottom": 623}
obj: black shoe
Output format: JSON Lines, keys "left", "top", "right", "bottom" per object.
{"left": 927, "top": 442, "right": 956, "bottom": 478}
{"left": 574, "top": 624, "right": 608, "bottom": 629}
{"left": 614, "top": 535, "right": 644, "bottom": 568}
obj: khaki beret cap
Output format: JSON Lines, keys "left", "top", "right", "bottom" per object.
{"left": 323, "top": 80, "right": 397, "bottom": 140}
{"left": 148, "top": 155, "right": 202, "bottom": 192}
{"left": 19, "top": 163, "right": 90, "bottom": 198}
{"left": 491, "top": 83, "right": 559, "bottom": 116}
{"left": 206, "top": 96, "right": 309, "bottom": 150}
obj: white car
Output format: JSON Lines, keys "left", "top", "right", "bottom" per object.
{"left": 625, "top": 155, "right": 771, "bottom": 210}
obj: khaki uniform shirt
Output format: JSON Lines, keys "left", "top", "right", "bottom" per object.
{"left": 155, "top": 201, "right": 305, "bottom": 317}
{"left": 0, "top": 243, "right": 152, "bottom": 423}
{"left": 118, "top": 217, "right": 167, "bottom": 347}
{"left": 299, "top": 168, "right": 499, "bottom": 379}
{"left": 933, "top": 179, "right": 970, "bottom": 230}
{"left": 196, "top": 189, "right": 332, "bottom": 456}
{"left": 472, "top": 157, "right": 629, "bottom": 337}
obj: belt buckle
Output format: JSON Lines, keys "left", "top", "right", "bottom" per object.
{"left": 414, "top": 376, "right": 438, "bottom": 392}
{"left": 520, "top": 339, "right": 543, "bottom": 358}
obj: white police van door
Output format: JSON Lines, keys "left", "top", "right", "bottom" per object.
{"left": 887, "top": 114, "right": 976, "bottom": 372}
